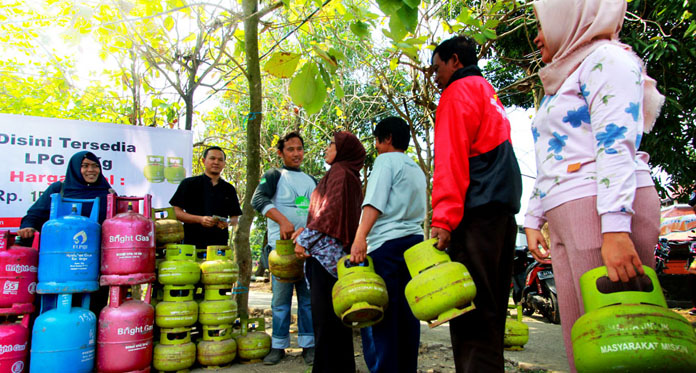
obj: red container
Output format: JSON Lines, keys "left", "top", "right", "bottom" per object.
{"left": 100, "top": 195, "right": 156, "bottom": 285}
{"left": 97, "top": 285, "right": 154, "bottom": 373}
{"left": 0, "top": 313, "right": 30, "bottom": 373}
{"left": 0, "top": 231, "right": 39, "bottom": 315}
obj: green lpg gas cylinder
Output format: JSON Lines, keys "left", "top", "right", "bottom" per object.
{"left": 153, "top": 327, "right": 196, "bottom": 371}
{"left": 236, "top": 317, "right": 271, "bottom": 361}
{"left": 143, "top": 155, "right": 165, "bottom": 183}
{"left": 199, "top": 285, "right": 237, "bottom": 326}
{"left": 268, "top": 239, "right": 304, "bottom": 282}
{"left": 158, "top": 244, "right": 200, "bottom": 285}
{"left": 155, "top": 285, "right": 198, "bottom": 327}
{"left": 201, "top": 245, "right": 239, "bottom": 285}
{"left": 151, "top": 207, "right": 184, "bottom": 246}
{"left": 404, "top": 239, "right": 476, "bottom": 328}
{"left": 504, "top": 304, "right": 529, "bottom": 351}
{"left": 164, "top": 156, "right": 186, "bottom": 184}
{"left": 332, "top": 256, "right": 388, "bottom": 328}
{"left": 197, "top": 324, "right": 237, "bottom": 367}
{"left": 572, "top": 266, "right": 696, "bottom": 372}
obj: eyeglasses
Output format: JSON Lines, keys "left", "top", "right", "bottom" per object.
{"left": 81, "top": 163, "right": 100, "bottom": 170}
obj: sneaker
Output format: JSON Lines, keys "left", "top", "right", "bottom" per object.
{"left": 302, "top": 347, "right": 315, "bottom": 365}
{"left": 689, "top": 308, "right": 696, "bottom": 316}
{"left": 263, "top": 348, "right": 285, "bottom": 365}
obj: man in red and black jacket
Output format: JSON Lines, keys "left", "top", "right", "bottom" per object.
{"left": 430, "top": 36, "right": 522, "bottom": 372}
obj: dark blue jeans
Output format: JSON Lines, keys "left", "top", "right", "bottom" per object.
{"left": 360, "top": 234, "right": 423, "bottom": 373}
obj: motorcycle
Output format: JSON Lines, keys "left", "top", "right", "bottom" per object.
{"left": 512, "top": 245, "right": 560, "bottom": 324}
{"left": 654, "top": 238, "right": 671, "bottom": 274}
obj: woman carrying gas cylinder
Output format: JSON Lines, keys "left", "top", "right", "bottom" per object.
{"left": 17, "top": 150, "right": 115, "bottom": 240}
{"left": 524, "top": 0, "right": 664, "bottom": 371}
{"left": 293, "top": 131, "right": 366, "bottom": 372}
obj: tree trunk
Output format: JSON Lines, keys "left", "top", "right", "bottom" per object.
{"left": 184, "top": 94, "right": 194, "bottom": 131}
{"left": 234, "top": 0, "right": 263, "bottom": 319}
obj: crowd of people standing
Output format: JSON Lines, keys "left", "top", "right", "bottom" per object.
{"left": 18, "top": 1, "right": 667, "bottom": 371}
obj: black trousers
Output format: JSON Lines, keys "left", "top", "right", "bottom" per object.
{"left": 447, "top": 209, "right": 517, "bottom": 373}
{"left": 305, "top": 257, "right": 355, "bottom": 373}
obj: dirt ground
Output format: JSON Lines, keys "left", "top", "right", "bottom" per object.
{"left": 190, "top": 280, "right": 537, "bottom": 373}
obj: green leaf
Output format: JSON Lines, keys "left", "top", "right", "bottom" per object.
{"left": 387, "top": 13, "right": 408, "bottom": 41}
{"left": 263, "top": 52, "right": 301, "bottom": 78}
{"left": 394, "top": 42, "right": 418, "bottom": 61}
{"left": 312, "top": 45, "right": 338, "bottom": 69}
{"left": 685, "top": 20, "right": 696, "bottom": 37}
{"left": 402, "top": 0, "right": 420, "bottom": 9}
{"left": 183, "top": 33, "right": 196, "bottom": 43}
{"left": 483, "top": 19, "right": 499, "bottom": 29}
{"left": 305, "top": 77, "right": 326, "bottom": 115}
{"left": 317, "top": 63, "right": 332, "bottom": 88}
{"left": 404, "top": 35, "right": 428, "bottom": 46}
{"left": 389, "top": 57, "right": 399, "bottom": 70}
{"left": 333, "top": 80, "right": 345, "bottom": 99}
{"left": 376, "top": 0, "right": 402, "bottom": 16}
{"left": 329, "top": 47, "right": 345, "bottom": 61}
{"left": 289, "top": 63, "right": 326, "bottom": 115}
{"left": 472, "top": 33, "right": 487, "bottom": 44}
{"left": 396, "top": 5, "right": 418, "bottom": 33}
{"left": 482, "top": 29, "right": 497, "bottom": 40}
{"left": 456, "top": 9, "right": 471, "bottom": 23}
{"left": 350, "top": 21, "right": 370, "bottom": 39}
{"left": 163, "top": 15, "right": 174, "bottom": 31}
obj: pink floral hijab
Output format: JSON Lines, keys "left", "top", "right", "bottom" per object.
{"left": 534, "top": 0, "right": 664, "bottom": 132}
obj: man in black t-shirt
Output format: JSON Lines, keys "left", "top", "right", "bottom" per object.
{"left": 169, "top": 146, "right": 242, "bottom": 248}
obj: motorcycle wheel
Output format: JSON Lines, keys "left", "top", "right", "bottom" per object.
{"left": 522, "top": 297, "right": 534, "bottom": 316}
{"left": 546, "top": 292, "right": 561, "bottom": 324}
{"left": 655, "top": 260, "right": 664, "bottom": 274}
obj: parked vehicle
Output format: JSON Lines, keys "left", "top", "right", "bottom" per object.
{"left": 654, "top": 238, "right": 671, "bottom": 274}
{"left": 512, "top": 245, "right": 560, "bottom": 324}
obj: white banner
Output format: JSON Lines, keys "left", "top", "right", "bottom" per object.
{"left": 0, "top": 114, "right": 193, "bottom": 229}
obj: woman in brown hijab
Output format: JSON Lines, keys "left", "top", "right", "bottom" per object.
{"left": 294, "top": 131, "right": 366, "bottom": 372}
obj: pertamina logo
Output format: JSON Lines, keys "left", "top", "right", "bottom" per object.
{"left": 73, "top": 231, "right": 88, "bottom": 249}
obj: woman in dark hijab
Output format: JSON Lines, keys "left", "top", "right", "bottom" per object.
{"left": 293, "top": 131, "right": 366, "bottom": 373}
{"left": 17, "top": 151, "right": 115, "bottom": 239}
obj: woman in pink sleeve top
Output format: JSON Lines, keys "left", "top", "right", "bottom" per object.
{"left": 523, "top": 0, "right": 664, "bottom": 371}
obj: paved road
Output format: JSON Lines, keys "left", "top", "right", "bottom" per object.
{"left": 247, "top": 289, "right": 569, "bottom": 372}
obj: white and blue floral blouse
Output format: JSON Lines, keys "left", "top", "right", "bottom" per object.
{"left": 524, "top": 44, "right": 654, "bottom": 233}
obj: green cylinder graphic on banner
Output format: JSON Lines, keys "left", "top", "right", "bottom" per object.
{"left": 165, "top": 157, "right": 186, "bottom": 184}
{"left": 144, "top": 155, "right": 165, "bottom": 183}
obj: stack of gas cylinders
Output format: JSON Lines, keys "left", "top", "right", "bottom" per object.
{"left": 154, "top": 244, "right": 199, "bottom": 371}
{"left": 97, "top": 195, "right": 156, "bottom": 373}
{"left": 30, "top": 194, "right": 101, "bottom": 372}
{"left": 197, "top": 245, "right": 239, "bottom": 368}
{"left": 0, "top": 231, "right": 38, "bottom": 373}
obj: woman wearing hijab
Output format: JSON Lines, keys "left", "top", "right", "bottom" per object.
{"left": 293, "top": 131, "right": 366, "bottom": 373}
{"left": 524, "top": 0, "right": 664, "bottom": 371}
{"left": 17, "top": 151, "right": 115, "bottom": 239}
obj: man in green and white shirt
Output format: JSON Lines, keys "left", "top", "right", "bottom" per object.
{"left": 252, "top": 132, "right": 316, "bottom": 365}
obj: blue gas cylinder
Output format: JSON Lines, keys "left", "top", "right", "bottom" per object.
{"left": 37, "top": 194, "right": 101, "bottom": 293}
{"left": 30, "top": 293, "right": 96, "bottom": 372}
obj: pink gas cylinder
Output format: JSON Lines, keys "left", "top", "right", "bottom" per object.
{"left": 100, "top": 195, "right": 156, "bottom": 285}
{"left": 0, "top": 313, "right": 30, "bottom": 373}
{"left": 97, "top": 284, "right": 154, "bottom": 373}
{"left": 0, "top": 231, "right": 39, "bottom": 315}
